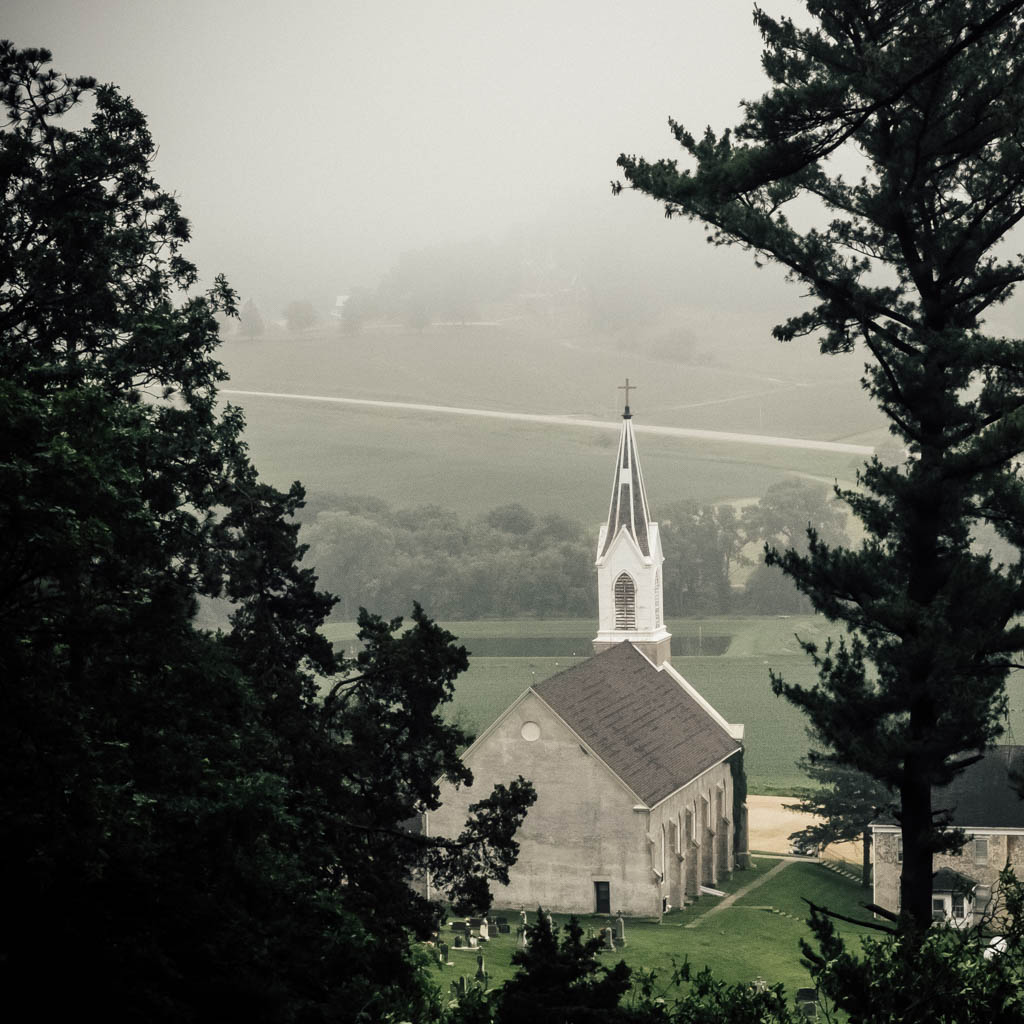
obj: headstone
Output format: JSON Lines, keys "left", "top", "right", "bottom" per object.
{"left": 603, "top": 926, "right": 616, "bottom": 952}
{"left": 439, "top": 941, "right": 450, "bottom": 964}
{"left": 519, "top": 908, "right": 528, "bottom": 927}
{"left": 475, "top": 954, "right": 488, "bottom": 985}
{"left": 469, "top": 934, "right": 478, "bottom": 948}
{"left": 478, "top": 920, "right": 490, "bottom": 942}
{"left": 614, "top": 912, "right": 626, "bottom": 947}
{"left": 516, "top": 925, "right": 528, "bottom": 949}
{"left": 454, "top": 934, "right": 464, "bottom": 948}
{"left": 451, "top": 976, "right": 467, "bottom": 998}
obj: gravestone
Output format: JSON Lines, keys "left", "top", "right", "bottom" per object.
{"left": 614, "top": 912, "right": 626, "bottom": 947}
{"left": 603, "top": 926, "right": 616, "bottom": 952}
{"left": 475, "top": 954, "right": 488, "bottom": 986}
{"left": 516, "top": 925, "right": 528, "bottom": 949}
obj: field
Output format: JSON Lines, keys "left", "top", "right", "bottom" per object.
{"left": 324, "top": 614, "right": 1024, "bottom": 795}
{"left": 427, "top": 858, "right": 874, "bottom": 1001}
{"left": 218, "top": 328, "right": 885, "bottom": 517}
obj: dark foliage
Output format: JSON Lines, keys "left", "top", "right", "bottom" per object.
{"left": 617, "top": 0, "right": 1024, "bottom": 931}
{"left": 0, "top": 42, "right": 533, "bottom": 1022}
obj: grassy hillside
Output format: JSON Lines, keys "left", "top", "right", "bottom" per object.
{"left": 324, "top": 615, "right": 1024, "bottom": 795}
{"left": 218, "top": 328, "right": 884, "bottom": 516}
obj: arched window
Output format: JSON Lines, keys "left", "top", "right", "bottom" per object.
{"left": 614, "top": 572, "right": 636, "bottom": 629}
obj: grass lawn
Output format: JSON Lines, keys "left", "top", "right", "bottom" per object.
{"left": 322, "top": 613, "right": 1024, "bottom": 793}
{"left": 426, "top": 859, "right": 875, "bottom": 1004}
{"left": 322, "top": 615, "right": 841, "bottom": 793}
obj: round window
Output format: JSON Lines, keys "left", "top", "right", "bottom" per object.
{"left": 520, "top": 721, "right": 541, "bottom": 742}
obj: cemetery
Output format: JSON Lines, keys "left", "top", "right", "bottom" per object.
{"left": 427, "top": 858, "right": 872, "bottom": 997}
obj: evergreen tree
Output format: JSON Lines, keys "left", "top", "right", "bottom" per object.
{"left": 786, "top": 736, "right": 893, "bottom": 887}
{"left": 239, "top": 297, "right": 266, "bottom": 337}
{"left": 494, "top": 914, "right": 638, "bottom": 1024}
{"left": 616, "top": 0, "right": 1024, "bottom": 931}
{"left": 0, "top": 42, "right": 533, "bottom": 1020}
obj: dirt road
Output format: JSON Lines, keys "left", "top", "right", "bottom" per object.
{"left": 220, "top": 389, "right": 874, "bottom": 456}
{"left": 748, "top": 794, "right": 863, "bottom": 866}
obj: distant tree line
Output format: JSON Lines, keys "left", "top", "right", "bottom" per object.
{"left": 301, "top": 478, "right": 850, "bottom": 621}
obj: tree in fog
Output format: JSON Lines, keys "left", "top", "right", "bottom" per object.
{"left": 618, "top": 0, "right": 1024, "bottom": 932}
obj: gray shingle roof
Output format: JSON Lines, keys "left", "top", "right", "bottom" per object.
{"left": 932, "top": 867, "right": 977, "bottom": 892}
{"left": 935, "top": 747, "right": 1024, "bottom": 829}
{"left": 874, "top": 746, "right": 1024, "bottom": 829}
{"left": 534, "top": 641, "right": 740, "bottom": 806}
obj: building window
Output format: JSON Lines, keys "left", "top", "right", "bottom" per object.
{"left": 614, "top": 573, "right": 636, "bottom": 629}
{"left": 594, "top": 881, "right": 610, "bottom": 915}
{"left": 952, "top": 893, "right": 965, "bottom": 919}
{"left": 932, "top": 898, "right": 946, "bottom": 921}
{"left": 974, "top": 838, "right": 989, "bottom": 865}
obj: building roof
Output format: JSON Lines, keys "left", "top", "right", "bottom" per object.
{"left": 534, "top": 641, "right": 741, "bottom": 806}
{"left": 935, "top": 747, "right": 1024, "bottom": 829}
{"left": 933, "top": 867, "right": 977, "bottom": 893}
{"left": 874, "top": 746, "right": 1024, "bottom": 829}
{"left": 599, "top": 411, "right": 653, "bottom": 558}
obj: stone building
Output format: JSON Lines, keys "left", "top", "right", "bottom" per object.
{"left": 871, "top": 746, "right": 1024, "bottom": 925}
{"left": 425, "top": 397, "right": 745, "bottom": 916}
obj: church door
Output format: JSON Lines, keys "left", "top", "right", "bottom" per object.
{"left": 594, "top": 881, "right": 611, "bottom": 914}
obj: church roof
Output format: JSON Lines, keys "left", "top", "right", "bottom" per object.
{"left": 534, "top": 641, "right": 741, "bottom": 806}
{"left": 599, "top": 411, "right": 653, "bottom": 558}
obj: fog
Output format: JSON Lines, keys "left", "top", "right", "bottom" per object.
{"left": 6, "top": 0, "right": 824, "bottom": 327}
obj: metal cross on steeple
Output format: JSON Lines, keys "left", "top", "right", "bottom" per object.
{"left": 618, "top": 378, "right": 635, "bottom": 419}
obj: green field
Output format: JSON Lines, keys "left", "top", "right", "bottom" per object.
{"left": 428, "top": 859, "right": 874, "bottom": 1001}
{"left": 218, "top": 328, "right": 884, "bottom": 516}
{"left": 324, "top": 614, "right": 1024, "bottom": 795}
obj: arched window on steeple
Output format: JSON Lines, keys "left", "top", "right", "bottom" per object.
{"left": 614, "top": 572, "right": 636, "bottom": 629}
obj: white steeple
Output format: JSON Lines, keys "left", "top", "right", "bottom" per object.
{"left": 593, "top": 383, "right": 671, "bottom": 665}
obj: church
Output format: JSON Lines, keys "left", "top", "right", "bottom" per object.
{"left": 425, "top": 394, "right": 746, "bottom": 917}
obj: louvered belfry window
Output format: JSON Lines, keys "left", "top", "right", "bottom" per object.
{"left": 614, "top": 573, "right": 636, "bottom": 629}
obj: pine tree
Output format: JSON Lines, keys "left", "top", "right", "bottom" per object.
{"left": 0, "top": 41, "right": 533, "bottom": 1019}
{"left": 786, "top": 737, "right": 893, "bottom": 887}
{"left": 616, "top": 1, "right": 1024, "bottom": 931}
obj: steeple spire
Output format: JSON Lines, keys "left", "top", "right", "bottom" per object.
{"left": 600, "top": 403, "right": 653, "bottom": 558}
{"left": 594, "top": 389, "right": 671, "bottom": 665}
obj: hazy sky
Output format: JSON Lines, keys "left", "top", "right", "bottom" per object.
{"left": 6, "top": 1, "right": 821, "bottom": 320}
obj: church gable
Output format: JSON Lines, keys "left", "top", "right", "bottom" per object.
{"left": 459, "top": 688, "right": 642, "bottom": 805}
{"left": 535, "top": 642, "right": 741, "bottom": 806}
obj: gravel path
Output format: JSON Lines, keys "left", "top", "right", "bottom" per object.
{"left": 683, "top": 856, "right": 801, "bottom": 928}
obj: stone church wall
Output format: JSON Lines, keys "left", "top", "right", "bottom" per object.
{"left": 428, "top": 691, "right": 735, "bottom": 916}
{"left": 646, "top": 761, "right": 734, "bottom": 914}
